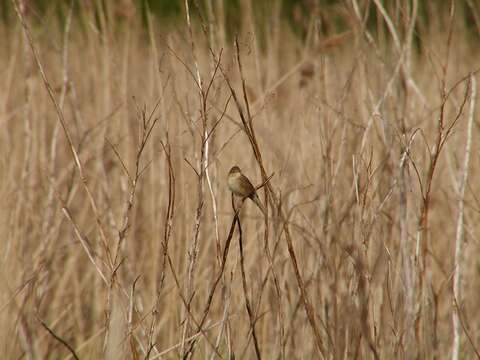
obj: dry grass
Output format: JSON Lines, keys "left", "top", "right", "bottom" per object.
{"left": 1, "top": 1, "right": 480, "bottom": 359}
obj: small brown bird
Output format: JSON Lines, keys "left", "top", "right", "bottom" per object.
{"left": 228, "top": 166, "right": 266, "bottom": 216}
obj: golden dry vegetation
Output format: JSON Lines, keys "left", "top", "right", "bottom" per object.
{"left": 1, "top": 1, "right": 480, "bottom": 359}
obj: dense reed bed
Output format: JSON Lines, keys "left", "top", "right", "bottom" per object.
{"left": 1, "top": 1, "right": 480, "bottom": 358}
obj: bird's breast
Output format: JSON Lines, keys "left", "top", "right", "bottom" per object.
{"left": 228, "top": 174, "right": 243, "bottom": 195}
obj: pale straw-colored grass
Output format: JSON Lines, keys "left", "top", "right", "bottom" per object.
{"left": 1, "top": 1, "right": 479, "bottom": 359}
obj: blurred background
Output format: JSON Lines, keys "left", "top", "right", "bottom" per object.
{"left": 1, "top": 0, "right": 478, "bottom": 34}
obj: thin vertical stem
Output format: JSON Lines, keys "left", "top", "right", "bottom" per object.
{"left": 452, "top": 74, "right": 476, "bottom": 360}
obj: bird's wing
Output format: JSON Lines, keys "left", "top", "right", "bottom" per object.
{"left": 240, "top": 174, "right": 256, "bottom": 195}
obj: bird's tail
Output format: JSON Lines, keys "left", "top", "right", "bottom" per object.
{"left": 250, "top": 193, "right": 267, "bottom": 216}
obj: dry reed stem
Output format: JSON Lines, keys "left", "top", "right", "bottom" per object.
{"left": 451, "top": 74, "right": 476, "bottom": 360}
{"left": 217, "top": 37, "right": 326, "bottom": 357}
{"left": 235, "top": 200, "right": 262, "bottom": 359}
{"left": 181, "top": 0, "right": 209, "bottom": 354}
{"left": 11, "top": 0, "right": 114, "bottom": 272}
{"left": 182, "top": 209, "right": 240, "bottom": 359}
{"left": 42, "top": 0, "right": 74, "bottom": 237}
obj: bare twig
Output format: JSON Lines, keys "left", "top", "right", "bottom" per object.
{"left": 38, "top": 318, "right": 80, "bottom": 360}
{"left": 235, "top": 201, "right": 262, "bottom": 359}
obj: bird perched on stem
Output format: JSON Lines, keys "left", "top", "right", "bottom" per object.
{"left": 228, "top": 166, "right": 266, "bottom": 216}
